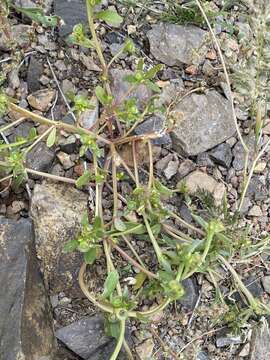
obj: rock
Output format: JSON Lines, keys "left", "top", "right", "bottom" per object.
{"left": 155, "top": 153, "right": 173, "bottom": 171}
{"left": 216, "top": 334, "right": 243, "bottom": 347}
{"left": 0, "top": 24, "right": 31, "bottom": 51}
{"left": 134, "top": 115, "right": 171, "bottom": 146}
{"left": 8, "top": 121, "right": 34, "bottom": 142}
{"left": 263, "top": 119, "right": 270, "bottom": 135}
{"left": 26, "top": 142, "right": 55, "bottom": 174}
{"left": 110, "top": 69, "right": 152, "bottom": 109}
{"left": 177, "top": 159, "right": 196, "bottom": 179}
{"left": 232, "top": 133, "right": 256, "bottom": 171}
{"left": 58, "top": 135, "right": 77, "bottom": 154}
{"left": 254, "top": 162, "right": 267, "bottom": 174}
{"left": 163, "top": 158, "right": 179, "bottom": 180}
{"left": 0, "top": 217, "right": 55, "bottom": 360}
{"left": 8, "top": 69, "right": 20, "bottom": 89}
{"left": 136, "top": 338, "right": 154, "bottom": 360}
{"left": 238, "top": 343, "right": 250, "bottom": 357}
{"left": 147, "top": 23, "right": 207, "bottom": 66}
{"left": 249, "top": 322, "right": 270, "bottom": 360}
{"left": 246, "top": 176, "right": 269, "bottom": 201}
{"left": 30, "top": 182, "right": 88, "bottom": 295}
{"left": 239, "top": 197, "right": 252, "bottom": 214}
{"left": 261, "top": 276, "right": 270, "bottom": 294}
{"left": 197, "top": 153, "right": 215, "bottom": 167}
{"left": 197, "top": 351, "right": 209, "bottom": 360}
{"left": 171, "top": 91, "right": 235, "bottom": 156}
{"left": 27, "top": 89, "right": 56, "bottom": 112}
{"left": 179, "top": 170, "right": 226, "bottom": 205}
{"left": 248, "top": 205, "right": 263, "bottom": 217}
{"left": 57, "top": 151, "right": 74, "bottom": 170}
{"left": 56, "top": 315, "right": 128, "bottom": 360}
{"left": 80, "top": 53, "right": 102, "bottom": 72}
{"left": 54, "top": 0, "right": 87, "bottom": 38}
{"left": 156, "top": 79, "right": 184, "bottom": 107}
{"left": 78, "top": 96, "right": 99, "bottom": 130}
{"left": 178, "top": 277, "right": 199, "bottom": 311}
{"left": 27, "top": 56, "right": 44, "bottom": 93}
{"left": 209, "top": 143, "right": 232, "bottom": 168}
{"left": 109, "top": 43, "right": 126, "bottom": 59}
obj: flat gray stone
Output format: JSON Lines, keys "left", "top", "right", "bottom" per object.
{"left": 27, "top": 56, "right": 44, "bottom": 93}
{"left": 56, "top": 315, "right": 128, "bottom": 360}
{"left": 171, "top": 90, "right": 235, "bottom": 156}
{"left": 209, "top": 143, "right": 232, "bottom": 168}
{"left": 31, "top": 181, "right": 88, "bottom": 295}
{"left": 26, "top": 142, "right": 55, "bottom": 176}
{"left": 134, "top": 115, "right": 171, "bottom": 145}
{"left": 178, "top": 277, "right": 199, "bottom": 311}
{"left": 147, "top": 23, "right": 207, "bottom": 66}
{"left": 54, "top": 0, "right": 87, "bottom": 38}
{"left": 249, "top": 323, "right": 270, "bottom": 360}
{"left": 0, "top": 217, "right": 55, "bottom": 360}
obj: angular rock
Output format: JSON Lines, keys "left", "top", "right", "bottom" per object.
{"left": 78, "top": 96, "right": 99, "bottom": 130}
{"left": 136, "top": 338, "right": 154, "bottom": 360}
{"left": 179, "top": 170, "right": 226, "bottom": 205}
{"left": 216, "top": 334, "right": 243, "bottom": 348}
{"left": 163, "top": 158, "right": 179, "bottom": 180}
{"left": 0, "top": 217, "right": 55, "bottom": 360}
{"left": 30, "top": 182, "right": 88, "bottom": 295}
{"left": 261, "top": 276, "right": 270, "bottom": 294}
{"left": 171, "top": 91, "right": 235, "bottom": 156}
{"left": 27, "top": 89, "right": 56, "bottom": 112}
{"left": 147, "top": 23, "right": 207, "bottom": 66}
{"left": 54, "top": 0, "right": 87, "bottom": 38}
{"left": 249, "top": 323, "right": 270, "bottom": 360}
{"left": 178, "top": 277, "right": 199, "bottom": 311}
{"left": 232, "top": 133, "right": 256, "bottom": 171}
{"left": 248, "top": 205, "right": 263, "bottom": 217}
{"left": 56, "top": 315, "right": 128, "bottom": 360}
{"left": 246, "top": 176, "right": 269, "bottom": 201}
{"left": 134, "top": 115, "right": 171, "bottom": 146}
{"left": 0, "top": 24, "right": 31, "bottom": 51}
{"left": 27, "top": 56, "right": 44, "bottom": 93}
{"left": 177, "top": 159, "right": 196, "bottom": 179}
{"left": 26, "top": 142, "right": 55, "bottom": 174}
{"left": 110, "top": 69, "right": 152, "bottom": 109}
{"left": 209, "top": 143, "right": 232, "bottom": 168}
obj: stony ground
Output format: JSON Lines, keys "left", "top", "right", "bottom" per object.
{"left": 1, "top": 1, "right": 270, "bottom": 360}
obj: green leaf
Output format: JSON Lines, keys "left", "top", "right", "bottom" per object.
{"left": 96, "top": 10, "right": 123, "bottom": 27}
{"left": 95, "top": 86, "right": 107, "bottom": 105}
{"left": 114, "top": 217, "right": 127, "bottom": 232}
{"left": 63, "top": 239, "right": 79, "bottom": 253}
{"left": 14, "top": 7, "right": 61, "bottom": 28}
{"left": 144, "top": 80, "right": 161, "bottom": 93}
{"left": 134, "top": 272, "right": 147, "bottom": 290}
{"left": 84, "top": 247, "right": 97, "bottom": 264}
{"left": 123, "top": 38, "right": 135, "bottom": 54}
{"left": 81, "top": 212, "right": 89, "bottom": 227}
{"left": 145, "top": 64, "right": 164, "bottom": 79}
{"left": 75, "top": 170, "right": 92, "bottom": 188}
{"left": 102, "top": 270, "right": 119, "bottom": 299}
{"left": 105, "top": 317, "right": 120, "bottom": 339}
{"left": 46, "top": 127, "right": 56, "bottom": 148}
{"left": 28, "top": 127, "right": 37, "bottom": 140}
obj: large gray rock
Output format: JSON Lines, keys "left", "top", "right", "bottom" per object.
{"left": 56, "top": 315, "right": 128, "bottom": 360}
{"left": 249, "top": 322, "right": 270, "bottom": 360}
{"left": 54, "top": 0, "right": 87, "bottom": 38}
{"left": 171, "top": 90, "right": 235, "bottom": 156}
{"left": 147, "top": 23, "right": 207, "bottom": 66}
{"left": 0, "top": 217, "right": 55, "bottom": 360}
{"left": 31, "top": 181, "right": 88, "bottom": 295}
{"left": 27, "top": 56, "right": 44, "bottom": 93}
{"left": 110, "top": 69, "right": 152, "bottom": 109}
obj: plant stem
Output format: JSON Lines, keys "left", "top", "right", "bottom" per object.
{"left": 142, "top": 213, "right": 167, "bottom": 269}
{"left": 121, "top": 234, "right": 146, "bottom": 268}
{"left": 147, "top": 140, "right": 154, "bottom": 191}
{"left": 168, "top": 210, "right": 205, "bottom": 236}
{"left": 110, "top": 239, "right": 158, "bottom": 279}
{"left": 110, "top": 319, "right": 125, "bottom": 360}
{"left": 8, "top": 103, "right": 111, "bottom": 145}
{"left": 79, "top": 263, "right": 114, "bottom": 313}
{"left": 0, "top": 117, "right": 25, "bottom": 133}
{"left": 25, "top": 126, "right": 54, "bottom": 154}
{"left": 238, "top": 138, "right": 270, "bottom": 211}
{"left": 132, "top": 141, "right": 139, "bottom": 187}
